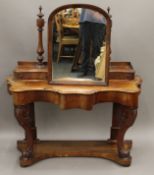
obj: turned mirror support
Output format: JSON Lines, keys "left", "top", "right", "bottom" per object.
{"left": 36, "top": 6, "right": 45, "bottom": 66}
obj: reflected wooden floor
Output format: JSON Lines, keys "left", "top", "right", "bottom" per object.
{"left": 52, "top": 60, "right": 96, "bottom": 81}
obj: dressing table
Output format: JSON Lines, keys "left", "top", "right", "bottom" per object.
{"left": 7, "top": 4, "right": 142, "bottom": 167}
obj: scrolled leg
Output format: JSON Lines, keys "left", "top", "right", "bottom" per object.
{"left": 117, "top": 105, "right": 137, "bottom": 158}
{"left": 110, "top": 103, "right": 137, "bottom": 166}
{"left": 14, "top": 103, "right": 37, "bottom": 164}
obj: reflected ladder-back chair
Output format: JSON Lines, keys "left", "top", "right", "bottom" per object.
{"left": 55, "top": 14, "right": 79, "bottom": 63}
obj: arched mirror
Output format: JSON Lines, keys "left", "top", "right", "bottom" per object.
{"left": 48, "top": 4, "right": 112, "bottom": 85}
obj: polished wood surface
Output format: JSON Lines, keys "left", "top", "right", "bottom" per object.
{"left": 18, "top": 140, "right": 132, "bottom": 167}
{"left": 62, "top": 23, "right": 79, "bottom": 29}
{"left": 7, "top": 60, "right": 142, "bottom": 167}
{"left": 8, "top": 75, "right": 141, "bottom": 109}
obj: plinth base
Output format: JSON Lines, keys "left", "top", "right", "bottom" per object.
{"left": 17, "top": 140, "right": 132, "bottom": 167}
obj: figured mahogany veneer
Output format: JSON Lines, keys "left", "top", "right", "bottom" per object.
{"left": 17, "top": 140, "right": 132, "bottom": 167}
{"left": 7, "top": 61, "right": 142, "bottom": 167}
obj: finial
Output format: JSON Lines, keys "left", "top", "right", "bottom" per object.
{"left": 107, "top": 6, "right": 112, "bottom": 18}
{"left": 37, "top": 6, "right": 44, "bottom": 18}
{"left": 39, "top": 5, "right": 42, "bottom": 12}
{"left": 107, "top": 7, "right": 110, "bottom": 14}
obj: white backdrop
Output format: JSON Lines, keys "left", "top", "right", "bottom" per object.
{"left": 0, "top": 0, "right": 154, "bottom": 174}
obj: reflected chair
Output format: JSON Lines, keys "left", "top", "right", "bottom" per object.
{"left": 55, "top": 14, "right": 79, "bottom": 63}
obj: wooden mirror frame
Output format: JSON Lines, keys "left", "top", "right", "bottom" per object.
{"left": 48, "top": 4, "right": 112, "bottom": 86}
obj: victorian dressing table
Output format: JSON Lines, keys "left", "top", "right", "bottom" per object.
{"left": 7, "top": 4, "right": 142, "bottom": 167}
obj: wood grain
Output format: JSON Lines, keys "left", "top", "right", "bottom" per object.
{"left": 18, "top": 140, "right": 132, "bottom": 167}
{"left": 7, "top": 76, "right": 141, "bottom": 109}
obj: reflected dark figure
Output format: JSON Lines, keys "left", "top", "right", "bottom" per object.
{"left": 79, "top": 9, "right": 106, "bottom": 76}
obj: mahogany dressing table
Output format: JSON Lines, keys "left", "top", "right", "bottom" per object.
{"left": 7, "top": 5, "right": 142, "bottom": 167}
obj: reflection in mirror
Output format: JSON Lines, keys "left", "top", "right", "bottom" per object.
{"left": 52, "top": 7, "right": 107, "bottom": 83}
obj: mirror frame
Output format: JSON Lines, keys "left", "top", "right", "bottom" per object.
{"left": 48, "top": 4, "right": 112, "bottom": 86}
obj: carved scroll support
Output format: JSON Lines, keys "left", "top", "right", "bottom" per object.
{"left": 109, "top": 103, "right": 137, "bottom": 163}
{"left": 14, "top": 103, "right": 37, "bottom": 164}
{"left": 117, "top": 105, "right": 137, "bottom": 159}
{"left": 36, "top": 6, "right": 45, "bottom": 66}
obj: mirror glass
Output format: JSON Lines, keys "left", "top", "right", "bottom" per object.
{"left": 50, "top": 7, "right": 110, "bottom": 85}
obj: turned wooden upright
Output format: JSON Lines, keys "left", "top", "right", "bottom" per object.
{"left": 36, "top": 6, "right": 45, "bottom": 66}
{"left": 6, "top": 6, "right": 142, "bottom": 167}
